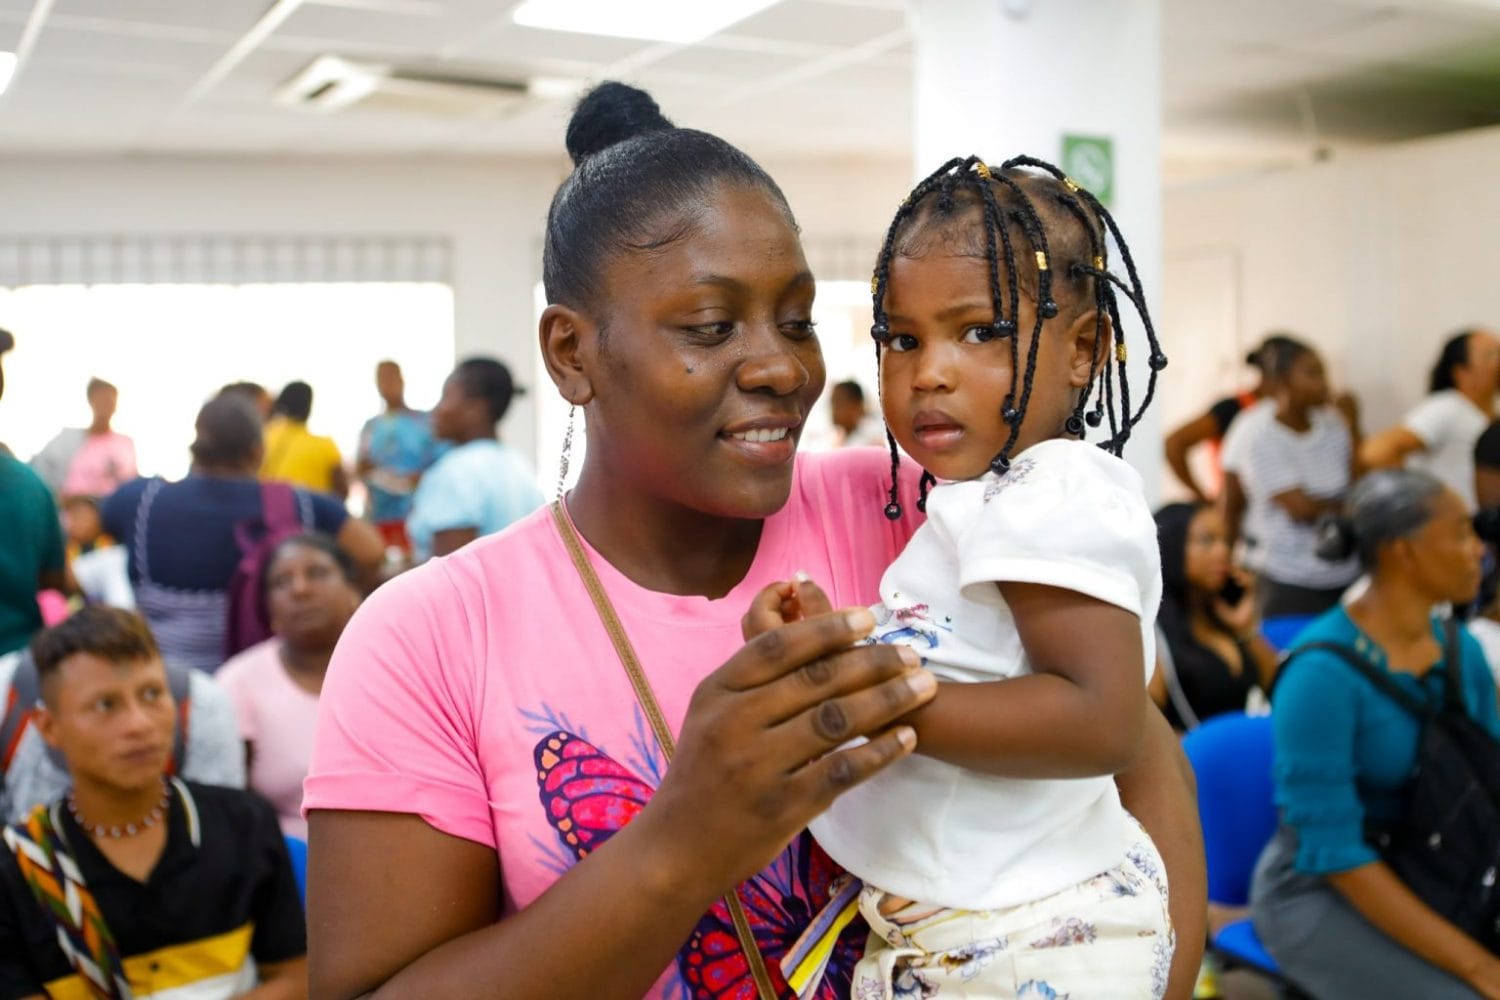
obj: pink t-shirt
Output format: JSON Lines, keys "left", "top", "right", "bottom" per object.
{"left": 305, "top": 449, "right": 921, "bottom": 998}
{"left": 63, "top": 431, "right": 137, "bottom": 499}
{"left": 218, "top": 638, "right": 321, "bottom": 840}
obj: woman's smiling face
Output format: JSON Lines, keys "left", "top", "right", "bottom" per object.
{"left": 576, "top": 181, "right": 826, "bottom": 520}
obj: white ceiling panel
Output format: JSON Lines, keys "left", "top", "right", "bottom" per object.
{"left": 0, "top": 0, "right": 1495, "bottom": 182}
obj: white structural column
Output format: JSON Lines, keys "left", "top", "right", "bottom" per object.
{"left": 910, "top": 0, "right": 1164, "bottom": 497}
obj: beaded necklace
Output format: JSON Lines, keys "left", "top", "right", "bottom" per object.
{"left": 67, "top": 779, "right": 171, "bottom": 839}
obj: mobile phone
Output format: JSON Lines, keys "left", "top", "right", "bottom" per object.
{"left": 1219, "top": 577, "right": 1247, "bottom": 606}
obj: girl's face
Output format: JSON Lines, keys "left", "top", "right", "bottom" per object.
{"left": 1282, "top": 351, "right": 1329, "bottom": 412}
{"left": 1183, "top": 506, "right": 1232, "bottom": 595}
{"left": 563, "top": 183, "right": 825, "bottom": 519}
{"left": 879, "top": 250, "right": 1098, "bottom": 481}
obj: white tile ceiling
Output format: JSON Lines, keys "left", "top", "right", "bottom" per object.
{"left": 0, "top": 0, "right": 1497, "bottom": 180}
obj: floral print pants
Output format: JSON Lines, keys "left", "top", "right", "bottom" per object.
{"left": 852, "top": 831, "right": 1173, "bottom": 1000}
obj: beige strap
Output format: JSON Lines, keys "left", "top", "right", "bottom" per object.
{"left": 551, "top": 501, "right": 779, "bottom": 1000}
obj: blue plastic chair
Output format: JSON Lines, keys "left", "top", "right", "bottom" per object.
{"left": 1260, "top": 614, "right": 1318, "bottom": 654}
{"left": 284, "top": 834, "right": 308, "bottom": 909}
{"left": 1181, "top": 712, "right": 1282, "bottom": 977}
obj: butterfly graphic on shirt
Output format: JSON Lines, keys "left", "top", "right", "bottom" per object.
{"left": 534, "top": 730, "right": 864, "bottom": 999}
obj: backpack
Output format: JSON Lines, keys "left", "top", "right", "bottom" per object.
{"left": 1, "top": 649, "right": 191, "bottom": 778}
{"left": 224, "top": 481, "right": 304, "bottom": 659}
{"left": 1281, "top": 620, "right": 1500, "bottom": 951}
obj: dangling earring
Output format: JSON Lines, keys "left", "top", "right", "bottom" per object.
{"left": 556, "top": 404, "right": 576, "bottom": 500}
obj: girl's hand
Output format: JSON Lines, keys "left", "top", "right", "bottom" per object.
{"left": 741, "top": 574, "right": 833, "bottom": 639}
{"left": 646, "top": 581, "right": 935, "bottom": 894}
{"left": 1212, "top": 568, "right": 1258, "bottom": 637}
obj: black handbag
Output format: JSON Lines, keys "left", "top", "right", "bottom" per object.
{"left": 1286, "top": 620, "right": 1500, "bottom": 952}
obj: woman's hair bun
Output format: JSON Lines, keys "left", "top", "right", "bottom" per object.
{"left": 565, "top": 82, "right": 674, "bottom": 166}
{"left": 1315, "top": 512, "right": 1358, "bottom": 562}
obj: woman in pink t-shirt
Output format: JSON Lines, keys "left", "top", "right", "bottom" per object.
{"left": 218, "top": 533, "right": 360, "bottom": 839}
{"left": 305, "top": 83, "right": 1204, "bottom": 1000}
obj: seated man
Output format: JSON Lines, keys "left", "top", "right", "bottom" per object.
{"left": 0, "top": 607, "right": 305, "bottom": 999}
{"left": 0, "top": 647, "right": 247, "bottom": 825}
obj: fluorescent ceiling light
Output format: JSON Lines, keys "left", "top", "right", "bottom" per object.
{"left": 0, "top": 53, "right": 16, "bottom": 96}
{"left": 512, "top": 0, "right": 780, "bottom": 44}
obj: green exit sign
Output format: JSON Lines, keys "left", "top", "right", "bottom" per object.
{"left": 1061, "top": 134, "right": 1114, "bottom": 207}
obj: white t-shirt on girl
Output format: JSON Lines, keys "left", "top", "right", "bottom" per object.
{"left": 1403, "top": 389, "right": 1489, "bottom": 512}
{"left": 810, "top": 438, "right": 1161, "bottom": 911}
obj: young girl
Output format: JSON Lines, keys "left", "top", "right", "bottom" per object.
{"left": 750, "top": 156, "right": 1173, "bottom": 998}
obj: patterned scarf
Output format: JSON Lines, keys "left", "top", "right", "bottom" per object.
{"left": 3, "top": 801, "right": 132, "bottom": 999}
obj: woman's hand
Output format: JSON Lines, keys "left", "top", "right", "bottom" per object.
{"left": 1212, "top": 567, "right": 1258, "bottom": 637}
{"left": 642, "top": 576, "right": 935, "bottom": 895}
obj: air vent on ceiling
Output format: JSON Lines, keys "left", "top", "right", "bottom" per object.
{"left": 275, "top": 56, "right": 532, "bottom": 120}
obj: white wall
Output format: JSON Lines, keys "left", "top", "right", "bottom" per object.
{"left": 0, "top": 152, "right": 910, "bottom": 467}
{"left": 1162, "top": 124, "right": 1500, "bottom": 454}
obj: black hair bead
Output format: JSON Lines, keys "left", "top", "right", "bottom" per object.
{"left": 1002, "top": 406, "right": 1020, "bottom": 424}
{"left": 1065, "top": 414, "right": 1084, "bottom": 436}
{"left": 989, "top": 455, "right": 1010, "bottom": 474}
{"left": 1085, "top": 407, "right": 1105, "bottom": 427}
{"left": 994, "top": 319, "right": 1016, "bottom": 335}
{"left": 1040, "top": 300, "right": 1059, "bottom": 319}
{"left": 916, "top": 495, "right": 928, "bottom": 513}
{"left": 884, "top": 501, "right": 902, "bottom": 520}
{"left": 870, "top": 322, "right": 890, "bottom": 340}
{"left": 1148, "top": 353, "right": 1168, "bottom": 371}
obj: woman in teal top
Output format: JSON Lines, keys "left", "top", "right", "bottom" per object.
{"left": 1252, "top": 469, "right": 1500, "bottom": 999}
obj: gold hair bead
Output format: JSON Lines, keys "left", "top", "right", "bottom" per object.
{"left": 975, "top": 161, "right": 992, "bottom": 180}
{"left": 1035, "top": 251, "right": 1049, "bottom": 271}
{"left": 1093, "top": 256, "right": 1105, "bottom": 270}
{"left": 870, "top": 275, "right": 879, "bottom": 294}
{"left": 1116, "top": 344, "right": 1128, "bottom": 362}
{"left": 1064, "top": 176, "right": 1081, "bottom": 192}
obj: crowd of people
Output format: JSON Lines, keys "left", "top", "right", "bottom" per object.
{"left": 0, "top": 77, "right": 1496, "bottom": 1000}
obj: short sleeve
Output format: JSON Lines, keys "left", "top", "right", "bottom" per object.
{"left": 946, "top": 444, "right": 1157, "bottom": 618}
{"left": 1271, "top": 651, "right": 1378, "bottom": 874}
{"left": 304, "top": 563, "right": 493, "bottom": 847}
{"left": 1219, "top": 409, "right": 1257, "bottom": 475}
{"left": 412, "top": 459, "right": 485, "bottom": 533}
{"left": 100, "top": 478, "right": 145, "bottom": 544}
{"left": 302, "top": 489, "right": 349, "bottom": 536}
{"left": 1475, "top": 421, "right": 1500, "bottom": 471}
{"left": 1404, "top": 393, "right": 1459, "bottom": 450}
{"left": 1208, "top": 396, "right": 1242, "bottom": 437}
{"left": 246, "top": 793, "right": 307, "bottom": 964}
{"left": 197, "top": 666, "right": 256, "bottom": 782}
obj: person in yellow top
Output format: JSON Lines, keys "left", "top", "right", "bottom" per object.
{"left": 261, "top": 382, "right": 348, "bottom": 499}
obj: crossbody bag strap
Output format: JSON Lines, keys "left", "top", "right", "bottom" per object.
{"left": 1440, "top": 617, "right": 1467, "bottom": 715}
{"left": 4, "top": 804, "right": 132, "bottom": 998}
{"left": 550, "top": 501, "right": 778, "bottom": 1000}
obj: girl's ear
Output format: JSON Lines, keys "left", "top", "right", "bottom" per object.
{"left": 539, "top": 303, "right": 597, "bottom": 406}
{"left": 1065, "top": 309, "right": 1113, "bottom": 389}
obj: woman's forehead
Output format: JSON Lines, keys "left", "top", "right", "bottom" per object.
{"left": 609, "top": 186, "right": 807, "bottom": 290}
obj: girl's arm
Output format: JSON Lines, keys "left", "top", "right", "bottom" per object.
{"left": 902, "top": 581, "right": 1146, "bottom": 777}
{"left": 308, "top": 604, "right": 935, "bottom": 1000}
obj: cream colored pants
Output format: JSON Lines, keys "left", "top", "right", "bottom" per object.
{"left": 852, "top": 830, "right": 1173, "bottom": 1000}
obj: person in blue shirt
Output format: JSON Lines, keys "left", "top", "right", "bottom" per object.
{"left": 1252, "top": 468, "right": 1500, "bottom": 999}
{"left": 355, "top": 360, "right": 441, "bottom": 552}
{"left": 406, "top": 357, "right": 543, "bottom": 562}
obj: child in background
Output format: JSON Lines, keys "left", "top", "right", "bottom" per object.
{"left": 748, "top": 157, "right": 1172, "bottom": 998}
